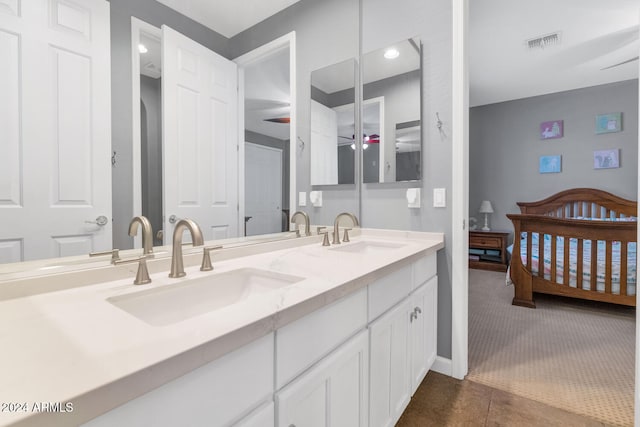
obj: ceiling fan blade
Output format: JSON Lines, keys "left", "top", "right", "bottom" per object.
{"left": 263, "top": 117, "right": 290, "bottom": 124}
{"left": 600, "top": 56, "right": 639, "bottom": 70}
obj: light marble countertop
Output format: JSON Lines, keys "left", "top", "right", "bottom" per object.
{"left": 0, "top": 228, "right": 444, "bottom": 427}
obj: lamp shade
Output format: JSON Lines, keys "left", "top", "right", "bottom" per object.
{"left": 479, "top": 200, "right": 494, "bottom": 214}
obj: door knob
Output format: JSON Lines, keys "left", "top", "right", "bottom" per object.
{"left": 85, "top": 215, "right": 109, "bottom": 226}
{"left": 169, "top": 214, "right": 180, "bottom": 224}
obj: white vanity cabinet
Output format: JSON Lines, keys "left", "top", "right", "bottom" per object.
{"left": 82, "top": 333, "right": 274, "bottom": 427}
{"left": 409, "top": 276, "right": 438, "bottom": 393}
{"left": 368, "top": 255, "right": 438, "bottom": 427}
{"left": 369, "top": 298, "right": 413, "bottom": 427}
{"left": 275, "top": 330, "right": 369, "bottom": 427}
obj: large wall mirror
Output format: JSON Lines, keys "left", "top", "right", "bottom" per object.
{"left": 363, "top": 36, "right": 422, "bottom": 183}
{"left": 0, "top": 0, "right": 358, "bottom": 272}
{"left": 310, "top": 59, "right": 357, "bottom": 186}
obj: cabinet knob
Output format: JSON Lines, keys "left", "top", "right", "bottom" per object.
{"left": 414, "top": 307, "right": 422, "bottom": 315}
{"left": 410, "top": 311, "right": 417, "bottom": 322}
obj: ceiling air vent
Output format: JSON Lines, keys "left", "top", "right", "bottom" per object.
{"left": 526, "top": 32, "right": 561, "bottom": 50}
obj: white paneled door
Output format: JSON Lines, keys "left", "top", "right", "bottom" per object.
{"left": 162, "top": 25, "right": 238, "bottom": 243}
{"left": 310, "top": 99, "right": 338, "bottom": 185}
{"left": 0, "top": 0, "right": 112, "bottom": 262}
{"left": 245, "top": 142, "right": 282, "bottom": 236}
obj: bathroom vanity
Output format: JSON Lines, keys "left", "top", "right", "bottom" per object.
{"left": 0, "top": 229, "right": 443, "bottom": 427}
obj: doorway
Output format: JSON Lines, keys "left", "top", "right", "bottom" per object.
{"left": 235, "top": 32, "right": 297, "bottom": 236}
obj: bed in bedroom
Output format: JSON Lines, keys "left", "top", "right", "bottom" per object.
{"left": 506, "top": 188, "right": 637, "bottom": 308}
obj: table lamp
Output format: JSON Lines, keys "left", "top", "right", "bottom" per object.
{"left": 479, "top": 200, "right": 494, "bottom": 231}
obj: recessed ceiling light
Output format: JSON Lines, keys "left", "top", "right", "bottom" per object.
{"left": 138, "top": 44, "right": 148, "bottom": 54}
{"left": 384, "top": 48, "right": 399, "bottom": 59}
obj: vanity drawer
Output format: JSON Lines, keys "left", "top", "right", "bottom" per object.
{"left": 368, "top": 264, "right": 412, "bottom": 322}
{"left": 412, "top": 253, "right": 437, "bottom": 290}
{"left": 276, "top": 288, "right": 367, "bottom": 389}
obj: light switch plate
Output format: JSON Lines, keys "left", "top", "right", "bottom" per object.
{"left": 433, "top": 188, "right": 446, "bottom": 207}
{"left": 299, "top": 192, "right": 307, "bottom": 207}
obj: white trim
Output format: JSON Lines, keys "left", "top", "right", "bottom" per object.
{"left": 451, "top": 0, "right": 469, "bottom": 380}
{"left": 635, "top": 13, "right": 639, "bottom": 424}
{"left": 234, "top": 32, "right": 297, "bottom": 234}
{"left": 431, "top": 356, "right": 453, "bottom": 377}
{"left": 130, "top": 17, "right": 161, "bottom": 248}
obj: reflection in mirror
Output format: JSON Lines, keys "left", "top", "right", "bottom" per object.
{"left": 137, "top": 26, "right": 163, "bottom": 247}
{"left": 363, "top": 37, "right": 422, "bottom": 183}
{"left": 242, "top": 46, "right": 291, "bottom": 236}
{"left": 310, "top": 58, "right": 357, "bottom": 185}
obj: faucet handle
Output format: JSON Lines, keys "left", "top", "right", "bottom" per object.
{"left": 317, "top": 226, "right": 326, "bottom": 235}
{"left": 114, "top": 256, "right": 151, "bottom": 285}
{"left": 342, "top": 228, "right": 352, "bottom": 243}
{"left": 200, "top": 245, "right": 223, "bottom": 271}
{"left": 319, "top": 231, "right": 331, "bottom": 247}
{"left": 89, "top": 249, "right": 120, "bottom": 264}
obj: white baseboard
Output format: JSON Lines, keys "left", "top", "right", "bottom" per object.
{"left": 431, "top": 356, "right": 453, "bottom": 377}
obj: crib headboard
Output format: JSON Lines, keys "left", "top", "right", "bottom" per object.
{"left": 517, "top": 188, "right": 637, "bottom": 219}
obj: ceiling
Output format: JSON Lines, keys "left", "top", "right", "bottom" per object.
{"left": 150, "top": 1, "right": 639, "bottom": 125}
{"left": 243, "top": 47, "right": 291, "bottom": 140}
{"left": 470, "top": 0, "right": 639, "bottom": 107}
{"left": 155, "top": 0, "right": 301, "bottom": 38}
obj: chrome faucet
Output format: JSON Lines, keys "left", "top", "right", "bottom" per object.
{"left": 332, "top": 212, "right": 359, "bottom": 244}
{"left": 291, "top": 211, "right": 311, "bottom": 237}
{"left": 128, "top": 216, "right": 154, "bottom": 256}
{"left": 169, "top": 219, "right": 204, "bottom": 278}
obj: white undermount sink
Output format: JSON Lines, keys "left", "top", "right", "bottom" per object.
{"left": 331, "top": 240, "right": 406, "bottom": 254}
{"left": 107, "top": 268, "right": 304, "bottom": 326}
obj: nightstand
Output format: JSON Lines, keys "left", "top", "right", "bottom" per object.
{"left": 469, "top": 230, "right": 509, "bottom": 272}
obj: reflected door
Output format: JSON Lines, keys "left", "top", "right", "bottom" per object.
{"left": 310, "top": 100, "right": 338, "bottom": 185}
{"left": 0, "top": 0, "right": 112, "bottom": 262}
{"left": 162, "top": 25, "right": 239, "bottom": 243}
{"left": 245, "top": 143, "right": 282, "bottom": 236}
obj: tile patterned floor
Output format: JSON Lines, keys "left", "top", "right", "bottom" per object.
{"left": 396, "top": 372, "right": 609, "bottom": 426}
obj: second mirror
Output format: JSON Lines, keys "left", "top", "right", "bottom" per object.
{"left": 310, "top": 58, "right": 357, "bottom": 186}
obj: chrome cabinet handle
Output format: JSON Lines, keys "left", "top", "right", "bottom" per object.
{"left": 85, "top": 215, "right": 109, "bottom": 226}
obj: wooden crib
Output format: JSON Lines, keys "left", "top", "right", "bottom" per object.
{"left": 506, "top": 188, "right": 637, "bottom": 308}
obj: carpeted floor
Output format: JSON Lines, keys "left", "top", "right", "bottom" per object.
{"left": 467, "top": 269, "right": 635, "bottom": 427}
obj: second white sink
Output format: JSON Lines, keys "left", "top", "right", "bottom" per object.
{"left": 107, "top": 268, "right": 304, "bottom": 326}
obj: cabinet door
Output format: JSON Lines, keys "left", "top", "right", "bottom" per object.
{"left": 369, "top": 298, "right": 412, "bottom": 427}
{"left": 276, "top": 330, "right": 368, "bottom": 427}
{"left": 410, "top": 276, "right": 438, "bottom": 394}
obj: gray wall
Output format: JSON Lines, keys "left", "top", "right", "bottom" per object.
{"left": 359, "top": 0, "right": 454, "bottom": 359}
{"left": 470, "top": 79, "right": 639, "bottom": 237}
{"left": 109, "top": 0, "right": 229, "bottom": 250}
{"left": 229, "top": 0, "right": 360, "bottom": 226}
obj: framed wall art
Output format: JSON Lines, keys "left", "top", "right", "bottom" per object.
{"left": 539, "top": 155, "right": 562, "bottom": 174}
{"left": 593, "top": 149, "right": 620, "bottom": 169}
{"left": 595, "top": 112, "right": 622, "bottom": 134}
{"left": 540, "top": 120, "right": 563, "bottom": 139}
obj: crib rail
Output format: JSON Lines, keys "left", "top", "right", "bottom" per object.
{"left": 507, "top": 214, "right": 636, "bottom": 308}
{"left": 517, "top": 188, "right": 637, "bottom": 219}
